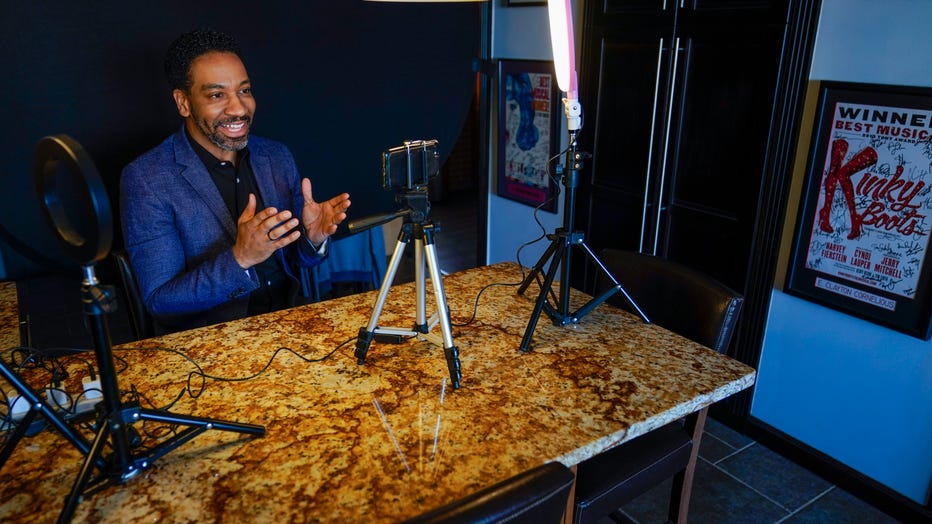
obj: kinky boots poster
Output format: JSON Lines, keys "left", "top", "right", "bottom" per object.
{"left": 787, "top": 81, "right": 932, "bottom": 339}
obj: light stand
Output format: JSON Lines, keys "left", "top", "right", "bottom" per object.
{"left": 16, "top": 135, "right": 265, "bottom": 523}
{"left": 517, "top": 0, "right": 648, "bottom": 352}
{"left": 349, "top": 151, "right": 461, "bottom": 389}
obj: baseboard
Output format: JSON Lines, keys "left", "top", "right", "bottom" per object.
{"left": 733, "top": 415, "right": 931, "bottom": 523}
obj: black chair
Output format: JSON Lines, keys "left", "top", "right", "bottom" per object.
{"left": 404, "top": 461, "right": 576, "bottom": 524}
{"left": 111, "top": 249, "right": 154, "bottom": 340}
{"left": 573, "top": 249, "right": 744, "bottom": 524}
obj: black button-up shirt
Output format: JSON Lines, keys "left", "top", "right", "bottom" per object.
{"left": 188, "top": 134, "right": 292, "bottom": 315}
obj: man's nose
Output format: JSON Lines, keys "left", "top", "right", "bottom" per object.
{"left": 226, "top": 95, "right": 248, "bottom": 116}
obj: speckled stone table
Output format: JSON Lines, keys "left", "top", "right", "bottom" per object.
{"left": 0, "top": 263, "right": 755, "bottom": 523}
{"left": 0, "top": 282, "right": 19, "bottom": 349}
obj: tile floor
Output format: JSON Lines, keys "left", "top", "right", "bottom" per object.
{"left": 614, "top": 417, "right": 904, "bottom": 523}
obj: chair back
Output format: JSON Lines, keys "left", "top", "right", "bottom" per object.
{"left": 111, "top": 249, "right": 154, "bottom": 340}
{"left": 404, "top": 462, "right": 575, "bottom": 524}
{"left": 597, "top": 249, "right": 743, "bottom": 352}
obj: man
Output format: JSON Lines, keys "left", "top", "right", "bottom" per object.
{"left": 120, "top": 29, "right": 351, "bottom": 332}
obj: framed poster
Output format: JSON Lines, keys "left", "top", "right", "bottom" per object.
{"left": 785, "top": 81, "right": 932, "bottom": 339}
{"left": 497, "top": 59, "right": 559, "bottom": 213}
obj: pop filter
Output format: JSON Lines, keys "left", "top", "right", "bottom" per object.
{"left": 32, "top": 135, "right": 112, "bottom": 267}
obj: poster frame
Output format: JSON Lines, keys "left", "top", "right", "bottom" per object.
{"left": 496, "top": 59, "right": 560, "bottom": 213}
{"left": 785, "top": 80, "right": 932, "bottom": 340}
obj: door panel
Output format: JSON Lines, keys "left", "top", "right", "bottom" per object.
{"left": 658, "top": 25, "right": 784, "bottom": 291}
{"left": 665, "top": 205, "right": 748, "bottom": 291}
{"left": 574, "top": 0, "right": 790, "bottom": 296}
{"left": 667, "top": 29, "right": 782, "bottom": 213}
{"left": 586, "top": 187, "right": 654, "bottom": 256}
{"left": 577, "top": 30, "right": 674, "bottom": 284}
{"left": 590, "top": 37, "right": 670, "bottom": 196}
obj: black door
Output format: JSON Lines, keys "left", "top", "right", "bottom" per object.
{"left": 575, "top": 0, "right": 790, "bottom": 294}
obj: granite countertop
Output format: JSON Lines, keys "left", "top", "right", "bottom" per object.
{"left": 0, "top": 282, "right": 19, "bottom": 349}
{"left": 0, "top": 263, "right": 755, "bottom": 523}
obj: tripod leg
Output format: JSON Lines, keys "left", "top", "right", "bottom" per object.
{"left": 141, "top": 408, "right": 265, "bottom": 435}
{"left": 59, "top": 415, "right": 115, "bottom": 524}
{"left": 356, "top": 235, "right": 409, "bottom": 364}
{"left": 414, "top": 236, "right": 428, "bottom": 332}
{"left": 571, "top": 241, "right": 649, "bottom": 323}
{"left": 421, "top": 241, "right": 461, "bottom": 388}
{"left": 0, "top": 408, "right": 38, "bottom": 469}
{"left": 0, "top": 361, "right": 93, "bottom": 469}
{"left": 519, "top": 241, "right": 566, "bottom": 352}
{"left": 518, "top": 236, "right": 560, "bottom": 295}
{"left": 136, "top": 407, "right": 264, "bottom": 465}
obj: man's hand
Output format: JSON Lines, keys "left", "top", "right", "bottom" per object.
{"left": 301, "top": 178, "right": 351, "bottom": 245}
{"left": 232, "top": 193, "right": 301, "bottom": 269}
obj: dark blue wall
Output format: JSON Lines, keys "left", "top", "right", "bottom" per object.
{"left": 0, "top": 1, "right": 480, "bottom": 278}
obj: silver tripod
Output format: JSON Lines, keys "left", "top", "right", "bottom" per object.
{"left": 352, "top": 191, "right": 462, "bottom": 389}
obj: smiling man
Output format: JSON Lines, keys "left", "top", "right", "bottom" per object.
{"left": 120, "top": 28, "right": 351, "bottom": 333}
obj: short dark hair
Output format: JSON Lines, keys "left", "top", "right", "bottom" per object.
{"left": 164, "top": 28, "right": 242, "bottom": 92}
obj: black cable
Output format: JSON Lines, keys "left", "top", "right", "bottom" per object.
{"left": 114, "top": 336, "right": 356, "bottom": 408}
{"left": 513, "top": 147, "right": 570, "bottom": 306}
{"left": 450, "top": 280, "right": 522, "bottom": 327}
{"left": 449, "top": 147, "right": 570, "bottom": 329}
{"left": 0, "top": 328, "right": 366, "bottom": 454}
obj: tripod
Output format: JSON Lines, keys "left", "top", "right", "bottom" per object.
{"left": 353, "top": 190, "right": 462, "bottom": 389}
{"left": 517, "top": 129, "right": 649, "bottom": 352}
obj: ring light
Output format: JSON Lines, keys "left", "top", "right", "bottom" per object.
{"left": 33, "top": 135, "right": 112, "bottom": 266}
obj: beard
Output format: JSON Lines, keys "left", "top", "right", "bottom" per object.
{"left": 194, "top": 114, "right": 252, "bottom": 152}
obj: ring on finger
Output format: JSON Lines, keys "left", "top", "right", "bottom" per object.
{"left": 267, "top": 230, "right": 275, "bottom": 241}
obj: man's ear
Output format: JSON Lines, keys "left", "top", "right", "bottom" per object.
{"left": 172, "top": 89, "right": 191, "bottom": 118}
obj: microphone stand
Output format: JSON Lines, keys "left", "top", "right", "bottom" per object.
{"left": 517, "top": 97, "right": 649, "bottom": 352}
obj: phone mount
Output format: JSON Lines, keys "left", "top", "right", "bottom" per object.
{"left": 0, "top": 135, "right": 265, "bottom": 522}
{"left": 349, "top": 175, "right": 461, "bottom": 389}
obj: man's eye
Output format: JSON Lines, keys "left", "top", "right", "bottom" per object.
{"left": 241, "top": 88, "right": 252, "bottom": 95}
{"left": 208, "top": 92, "right": 223, "bottom": 99}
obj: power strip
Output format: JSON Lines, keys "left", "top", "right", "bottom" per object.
{"left": 45, "top": 387, "right": 72, "bottom": 411}
{"left": 3, "top": 377, "right": 103, "bottom": 436}
{"left": 75, "top": 376, "right": 103, "bottom": 417}
{"left": 6, "top": 391, "right": 32, "bottom": 421}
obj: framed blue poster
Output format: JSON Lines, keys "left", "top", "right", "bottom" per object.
{"left": 496, "top": 59, "right": 559, "bottom": 213}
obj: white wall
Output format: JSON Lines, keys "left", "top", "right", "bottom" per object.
{"left": 486, "top": 3, "right": 566, "bottom": 266}
{"left": 752, "top": 0, "right": 932, "bottom": 504}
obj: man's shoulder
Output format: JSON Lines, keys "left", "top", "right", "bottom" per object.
{"left": 124, "top": 131, "right": 179, "bottom": 173}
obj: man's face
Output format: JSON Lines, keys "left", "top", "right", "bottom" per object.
{"left": 173, "top": 51, "right": 255, "bottom": 161}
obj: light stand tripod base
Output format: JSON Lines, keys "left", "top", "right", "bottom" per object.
{"left": 517, "top": 130, "right": 648, "bottom": 353}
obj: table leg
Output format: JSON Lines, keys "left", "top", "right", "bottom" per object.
{"left": 563, "top": 464, "right": 578, "bottom": 524}
{"left": 670, "top": 406, "right": 709, "bottom": 524}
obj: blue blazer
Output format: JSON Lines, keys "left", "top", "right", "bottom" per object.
{"left": 120, "top": 126, "right": 325, "bottom": 332}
